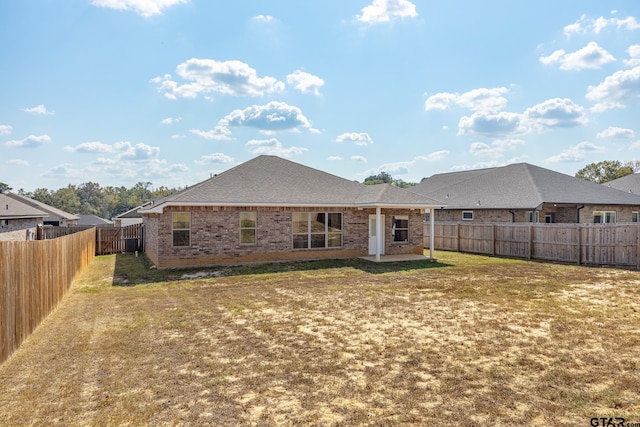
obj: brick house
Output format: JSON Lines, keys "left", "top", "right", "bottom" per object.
{"left": 4, "top": 193, "right": 79, "bottom": 227}
{"left": 411, "top": 163, "right": 640, "bottom": 224}
{"left": 140, "top": 155, "right": 444, "bottom": 268}
{"left": 0, "top": 193, "right": 47, "bottom": 241}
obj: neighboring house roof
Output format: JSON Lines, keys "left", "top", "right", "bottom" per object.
{"left": 411, "top": 162, "right": 640, "bottom": 210}
{"left": 114, "top": 203, "right": 148, "bottom": 220}
{"left": 5, "top": 193, "right": 79, "bottom": 221}
{"left": 0, "top": 193, "right": 48, "bottom": 219}
{"left": 141, "top": 155, "right": 444, "bottom": 213}
{"left": 77, "top": 214, "right": 114, "bottom": 226}
{"left": 606, "top": 173, "right": 640, "bottom": 194}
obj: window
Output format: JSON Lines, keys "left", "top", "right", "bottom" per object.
{"left": 526, "top": 211, "right": 540, "bottom": 223}
{"left": 0, "top": 219, "right": 7, "bottom": 226}
{"left": 172, "top": 212, "right": 191, "bottom": 247}
{"left": 633, "top": 211, "right": 639, "bottom": 223}
{"left": 462, "top": 211, "right": 474, "bottom": 221}
{"left": 392, "top": 215, "right": 409, "bottom": 242}
{"left": 593, "top": 211, "right": 616, "bottom": 224}
{"left": 292, "top": 212, "right": 342, "bottom": 249}
{"left": 240, "top": 212, "right": 257, "bottom": 244}
{"left": 545, "top": 214, "right": 554, "bottom": 224}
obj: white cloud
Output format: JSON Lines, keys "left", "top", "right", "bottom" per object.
{"left": 8, "top": 159, "right": 29, "bottom": 166}
{"left": 195, "top": 153, "right": 234, "bottom": 165}
{"left": 64, "top": 140, "right": 160, "bottom": 161}
{"left": 524, "top": 98, "right": 587, "bottom": 129}
{"left": 336, "top": 132, "right": 374, "bottom": 146}
{"left": 22, "top": 104, "right": 54, "bottom": 115}
{"left": 0, "top": 125, "right": 12, "bottom": 135}
{"left": 458, "top": 111, "right": 523, "bottom": 137}
{"left": 586, "top": 66, "right": 640, "bottom": 111}
{"left": 356, "top": 0, "right": 418, "bottom": 24}
{"left": 546, "top": 141, "right": 605, "bottom": 163}
{"left": 251, "top": 15, "right": 276, "bottom": 23}
{"left": 42, "top": 163, "right": 85, "bottom": 180}
{"left": 425, "top": 87, "right": 508, "bottom": 112}
{"left": 597, "top": 126, "right": 635, "bottom": 139}
{"left": 220, "top": 101, "right": 315, "bottom": 132}
{"left": 624, "top": 45, "right": 640, "bottom": 67}
{"left": 286, "top": 70, "right": 324, "bottom": 95}
{"left": 91, "top": 0, "right": 188, "bottom": 17}
{"left": 5, "top": 134, "right": 51, "bottom": 148}
{"left": 65, "top": 141, "right": 114, "bottom": 153}
{"left": 469, "top": 139, "right": 525, "bottom": 159}
{"left": 539, "top": 42, "right": 615, "bottom": 70}
{"left": 564, "top": 14, "right": 640, "bottom": 36}
{"left": 154, "top": 59, "right": 284, "bottom": 99}
{"left": 190, "top": 126, "right": 232, "bottom": 140}
{"left": 162, "top": 116, "right": 182, "bottom": 124}
{"left": 415, "top": 150, "right": 450, "bottom": 161}
{"left": 351, "top": 155, "right": 367, "bottom": 163}
{"left": 327, "top": 156, "right": 344, "bottom": 161}
{"left": 245, "top": 138, "right": 307, "bottom": 158}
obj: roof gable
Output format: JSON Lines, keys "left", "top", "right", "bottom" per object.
{"left": 141, "top": 156, "right": 444, "bottom": 212}
{"left": 0, "top": 194, "right": 48, "bottom": 219}
{"left": 5, "top": 193, "right": 79, "bottom": 220}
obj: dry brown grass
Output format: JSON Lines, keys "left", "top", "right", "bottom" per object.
{"left": 1, "top": 252, "right": 639, "bottom": 426}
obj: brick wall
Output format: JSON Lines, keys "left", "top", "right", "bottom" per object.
{"left": 0, "top": 219, "right": 40, "bottom": 241}
{"left": 143, "top": 206, "right": 424, "bottom": 268}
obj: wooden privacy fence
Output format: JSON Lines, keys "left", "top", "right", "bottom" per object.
{"left": 0, "top": 228, "right": 95, "bottom": 365}
{"left": 39, "top": 223, "right": 144, "bottom": 256}
{"left": 424, "top": 222, "right": 640, "bottom": 269}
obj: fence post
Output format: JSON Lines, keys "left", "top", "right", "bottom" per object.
{"left": 528, "top": 224, "right": 533, "bottom": 260}
{"left": 491, "top": 224, "right": 496, "bottom": 256}
{"left": 636, "top": 223, "right": 640, "bottom": 270}
{"left": 576, "top": 223, "right": 581, "bottom": 265}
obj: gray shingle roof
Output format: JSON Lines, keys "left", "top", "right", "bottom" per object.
{"left": 77, "top": 214, "right": 114, "bottom": 226}
{"left": 411, "top": 163, "right": 640, "bottom": 209}
{"left": 5, "top": 193, "right": 79, "bottom": 220}
{"left": 0, "top": 194, "right": 48, "bottom": 219}
{"left": 141, "top": 155, "right": 444, "bottom": 212}
{"left": 606, "top": 173, "right": 640, "bottom": 194}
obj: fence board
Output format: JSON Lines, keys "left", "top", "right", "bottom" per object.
{"left": 0, "top": 229, "right": 95, "bottom": 365}
{"left": 425, "top": 222, "right": 640, "bottom": 269}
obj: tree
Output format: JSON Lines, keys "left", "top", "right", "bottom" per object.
{"left": 0, "top": 182, "right": 12, "bottom": 194}
{"left": 575, "top": 160, "right": 634, "bottom": 184}
{"left": 363, "top": 172, "right": 417, "bottom": 188}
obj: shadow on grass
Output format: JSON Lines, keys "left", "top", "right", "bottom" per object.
{"left": 111, "top": 252, "right": 452, "bottom": 287}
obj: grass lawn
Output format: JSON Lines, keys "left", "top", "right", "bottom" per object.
{"left": 1, "top": 251, "right": 639, "bottom": 426}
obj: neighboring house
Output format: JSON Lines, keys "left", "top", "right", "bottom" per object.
{"left": 113, "top": 204, "right": 146, "bottom": 227}
{"left": 4, "top": 193, "right": 79, "bottom": 226}
{"left": 77, "top": 214, "right": 114, "bottom": 226}
{"left": 0, "top": 193, "right": 47, "bottom": 241}
{"left": 606, "top": 173, "right": 640, "bottom": 195}
{"left": 411, "top": 162, "right": 640, "bottom": 224}
{"left": 140, "top": 155, "right": 444, "bottom": 268}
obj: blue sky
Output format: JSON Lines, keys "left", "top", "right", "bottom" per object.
{"left": 2, "top": 0, "right": 640, "bottom": 192}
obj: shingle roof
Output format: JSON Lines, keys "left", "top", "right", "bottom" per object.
{"left": 77, "top": 214, "right": 114, "bottom": 226}
{"left": 411, "top": 163, "right": 640, "bottom": 209}
{"left": 0, "top": 194, "right": 48, "bottom": 219}
{"left": 141, "top": 155, "right": 444, "bottom": 213}
{"left": 5, "top": 193, "right": 79, "bottom": 220}
{"left": 606, "top": 173, "right": 640, "bottom": 194}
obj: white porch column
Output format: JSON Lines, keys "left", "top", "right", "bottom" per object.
{"left": 429, "top": 207, "right": 435, "bottom": 259}
{"left": 375, "top": 207, "right": 382, "bottom": 262}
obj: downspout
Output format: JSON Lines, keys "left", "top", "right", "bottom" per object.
{"left": 576, "top": 205, "right": 584, "bottom": 223}
{"left": 509, "top": 210, "right": 515, "bottom": 223}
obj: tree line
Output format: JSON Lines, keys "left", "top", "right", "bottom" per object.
{"left": 0, "top": 181, "right": 178, "bottom": 221}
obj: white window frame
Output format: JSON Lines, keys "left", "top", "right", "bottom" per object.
{"left": 292, "top": 212, "right": 343, "bottom": 250}
{"left": 593, "top": 211, "right": 616, "bottom": 224}
{"left": 633, "top": 211, "right": 639, "bottom": 223}
{"left": 172, "top": 212, "right": 191, "bottom": 247}
{"left": 240, "top": 212, "right": 257, "bottom": 245}
{"left": 392, "top": 215, "right": 409, "bottom": 242}
{"left": 462, "top": 211, "right": 474, "bottom": 221}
